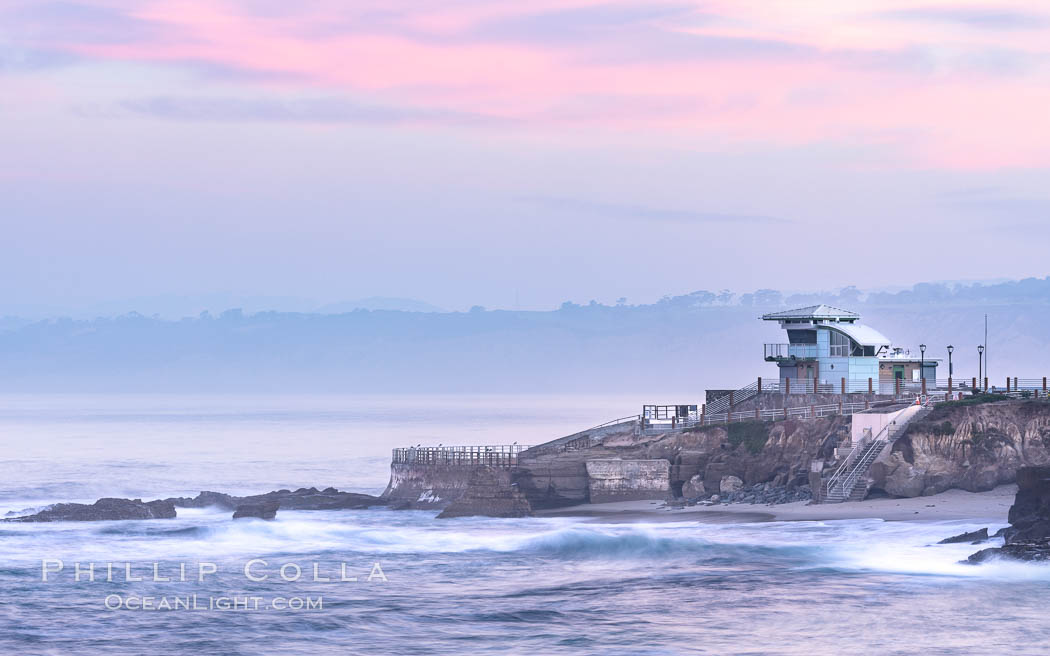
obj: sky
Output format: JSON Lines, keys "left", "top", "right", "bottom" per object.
{"left": 2, "top": 0, "right": 1049, "bottom": 315}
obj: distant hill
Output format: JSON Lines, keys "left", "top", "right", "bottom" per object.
{"left": 1, "top": 277, "right": 1047, "bottom": 394}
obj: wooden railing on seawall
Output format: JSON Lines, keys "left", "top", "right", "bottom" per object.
{"left": 391, "top": 445, "right": 531, "bottom": 468}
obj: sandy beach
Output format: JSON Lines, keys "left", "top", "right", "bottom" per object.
{"left": 538, "top": 484, "right": 1017, "bottom": 523}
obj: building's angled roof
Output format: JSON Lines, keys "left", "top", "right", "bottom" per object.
{"left": 761, "top": 304, "right": 860, "bottom": 321}
{"left": 830, "top": 323, "right": 891, "bottom": 347}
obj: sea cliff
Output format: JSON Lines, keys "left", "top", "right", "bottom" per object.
{"left": 871, "top": 399, "right": 1050, "bottom": 497}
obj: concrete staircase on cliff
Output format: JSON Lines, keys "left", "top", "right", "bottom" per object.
{"left": 822, "top": 402, "right": 934, "bottom": 503}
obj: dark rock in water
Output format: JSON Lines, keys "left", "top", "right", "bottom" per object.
{"left": 967, "top": 539, "right": 1050, "bottom": 563}
{"left": 233, "top": 500, "right": 279, "bottom": 520}
{"left": 239, "top": 488, "right": 382, "bottom": 511}
{"left": 966, "top": 466, "right": 1050, "bottom": 563}
{"left": 938, "top": 528, "right": 988, "bottom": 544}
{"left": 166, "top": 491, "right": 238, "bottom": 510}
{"left": 6, "top": 487, "right": 385, "bottom": 524}
{"left": 438, "top": 467, "right": 533, "bottom": 519}
{"left": 992, "top": 526, "right": 1010, "bottom": 539}
{"left": 167, "top": 488, "right": 384, "bottom": 512}
{"left": 7, "top": 498, "right": 176, "bottom": 522}
{"left": 1006, "top": 466, "right": 1050, "bottom": 542}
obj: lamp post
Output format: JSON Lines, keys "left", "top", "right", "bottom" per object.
{"left": 919, "top": 344, "right": 926, "bottom": 383}
{"left": 978, "top": 344, "right": 985, "bottom": 389}
{"left": 947, "top": 344, "right": 954, "bottom": 377}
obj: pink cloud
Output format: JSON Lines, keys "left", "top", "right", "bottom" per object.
{"left": 9, "top": 0, "right": 1050, "bottom": 169}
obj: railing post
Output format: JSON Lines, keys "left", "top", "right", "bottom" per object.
{"left": 948, "top": 377, "right": 952, "bottom": 393}
{"left": 895, "top": 377, "right": 900, "bottom": 396}
{"left": 984, "top": 377, "right": 988, "bottom": 392}
{"left": 785, "top": 378, "right": 790, "bottom": 395}
{"left": 865, "top": 400, "right": 870, "bottom": 410}
{"left": 1006, "top": 377, "right": 1010, "bottom": 393}
{"left": 784, "top": 407, "right": 788, "bottom": 421}
{"left": 755, "top": 407, "right": 760, "bottom": 420}
{"left": 838, "top": 399, "right": 843, "bottom": 414}
{"left": 972, "top": 377, "right": 977, "bottom": 393}
{"left": 1015, "top": 377, "right": 1019, "bottom": 391}
{"left": 810, "top": 404, "right": 815, "bottom": 418}
{"left": 1044, "top": 377, "right": 1048, "bottom": 394}
{"left": 841, "top": 377, "right": 846, "bottom": 395}
{"left": 757, "top": 377, "right": 762, "bottom": 394}
{"left": 921, "top": 377, "right": 927, "bottom": 396}
{"left": 868, "top": 377, "right": 873, "bottom": 394}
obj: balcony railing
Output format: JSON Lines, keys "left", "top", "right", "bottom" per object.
{"left": 764, "top": 343, "right": 818, "bottom": 360}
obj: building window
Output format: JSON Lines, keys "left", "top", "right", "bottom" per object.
{"left": 829, "top": 330, "right": 852, "bottom": 357}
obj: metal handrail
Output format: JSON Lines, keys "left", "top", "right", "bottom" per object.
{"left": 391, "top": 444, "right": 531, "bottom": 467}
{"left": 764, "top": 343, "right": 819, "bottom": 360}
{"left": 825, "top": 399, "right": 935, "bottom": 500}
{"left": 585, "top": 415, "right": 640, "bottom": 432}
{"left": 825, "top": 421, "right": 893, "bottom": 496}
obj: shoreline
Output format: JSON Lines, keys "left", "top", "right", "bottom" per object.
{"left": 537, "top": 484, "right": 1017, "bottom": 524}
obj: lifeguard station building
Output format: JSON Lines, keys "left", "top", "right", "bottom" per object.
{"left": 762, "top": 305, "right": 937, "bottom": 393}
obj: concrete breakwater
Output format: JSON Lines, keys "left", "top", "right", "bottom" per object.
{"left": 382, "top": 398, "right": 1050, "bottom": 518}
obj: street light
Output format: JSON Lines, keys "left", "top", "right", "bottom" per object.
{"left": 947, "top": 344, "right": 954, "bottom": 377}
{"left": 978, "top": 344, "right": 985, "bottom": 388}
{"left": 919, "top": 344, "right": 926, "bottom": 382}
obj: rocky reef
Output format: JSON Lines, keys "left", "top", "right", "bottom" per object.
{"left": 5, "top": 498, "right": 176, "bottom": 522}
{"left": 7, "top": 487, "right": 384, "bottom": 522}
{"left": 871, "top": 399, "right": 1050, "bottom": 498}
{"left": 968, "top": 466, "right": 1050, "bottom": 563}
{"left": 169, "top": 487, "right": 384, "bottom": 512}
{"left": 232, "top": 500, "right": 280, "bottom": 520}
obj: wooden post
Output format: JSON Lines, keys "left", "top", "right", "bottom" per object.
{"left": 784, "top": 406, "right": 788, "bottom": 421}
{"left": 810, "top": 404, "right": 815, "bottom": 418}
{"left": 785, "top": 378, "right": 791, "bottom": 395}
{"left": 984, "top": 377, "right": 988, "bottom": 392}
{"left": 865, "top": 399, "right": 870, "bottom": 409}
{"left": 841, "top": 377, "right": 846, "bottom": 395}
{"left": 921, "top": 377, "right": 927, "bottom": 396}
{"left": 1015, "top": 377, "right": 1019, "bottom": 391}
{"left": 757, "top": 377, "right": 762, "bottom": 394}
{"left": 972, "top": 377, "right": 977, "bottom": 392}
{"left": 895, "top": 377, "right": 900, "bottom": 396}
{"left": 755, "top": 407, "right": 760, "bottom": 420}
{"left": 868, "top": 377, "right": 873, "bottom": 394}
{"left": 948, "top": 377, "right": 953, "bottom": 393}
{"left": 1044, "top": 377, "right": 1047, "bottom": 394}
{"left": 1006, "top": 377, "right": 1011, "bottom": 393}
{"left": 838, "top": 399, "right": 843, "bottom": 414}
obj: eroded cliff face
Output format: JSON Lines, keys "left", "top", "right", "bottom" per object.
{"left": 644, "top": 416, "right": 849, "bottom": 496}
{"left": 870, "top": 400, "right": 1050, "bottom": 498}
{"left": 513, "top": 416, "right": 849, "bottom": 507}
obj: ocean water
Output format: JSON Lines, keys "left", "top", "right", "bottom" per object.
{"left": 2, "top": 394, "right": 1049, "bottom": 655}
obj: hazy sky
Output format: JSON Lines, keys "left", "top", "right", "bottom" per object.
{"left": 2, "top": 1, "right": 1049, "bottom": 314}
